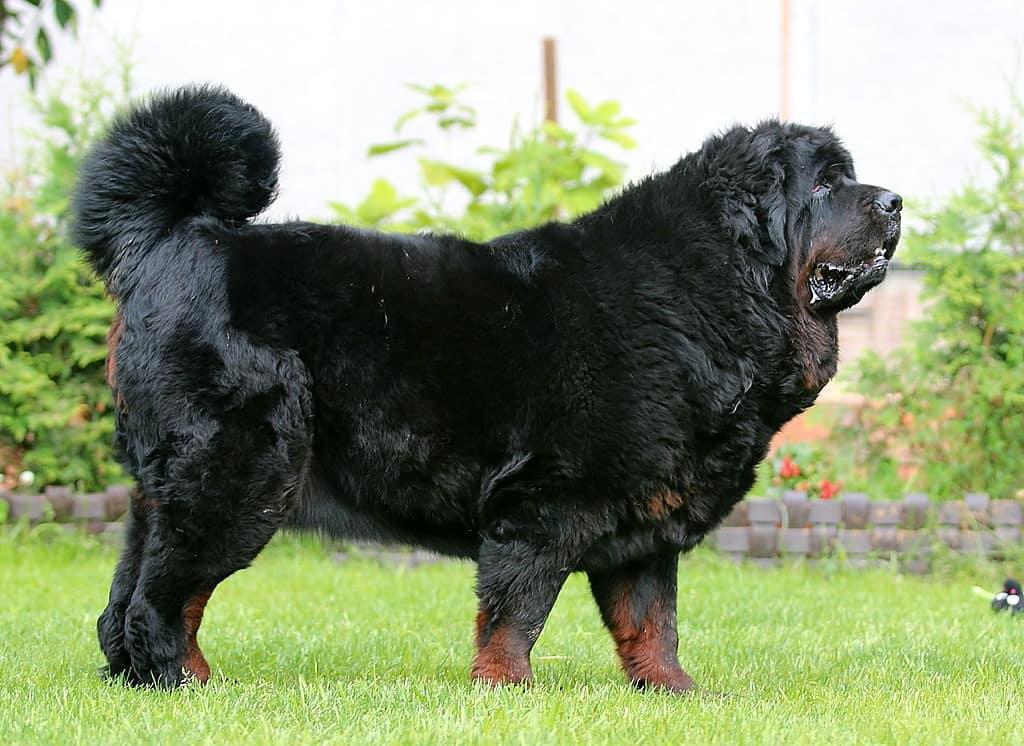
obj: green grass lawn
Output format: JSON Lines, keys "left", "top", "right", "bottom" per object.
{"left": 1, "top": 531, "right": 1021, "bottom": 745}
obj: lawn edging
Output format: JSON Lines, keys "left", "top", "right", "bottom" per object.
{"left": 3, "top": 486, "right": 1022, "bottom": 572}
{"left": 0, "top": 484, "right": 128, "bottom": 540}
{"left": 717, "top": 491, "right": 1023, "bottom": 571}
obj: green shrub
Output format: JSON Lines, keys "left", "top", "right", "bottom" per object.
{"left": 328, "top": 83, "right": 637, "bottom": 240}
{"left": 832, "top": 97, "right": 1024, "bottom": 500}
{"left": 0, "top": 73, "right": 128, "bottom": 491}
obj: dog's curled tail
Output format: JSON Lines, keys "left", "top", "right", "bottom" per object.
{"left": 72, "top": 84, "right": 279, "bottom": 284}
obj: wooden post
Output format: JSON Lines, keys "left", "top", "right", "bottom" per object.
{"left": 779, "top": 0, "right": 791, "bottom": 120}
{"left": 543, "top": 37, "right": 558, "bottom": 123}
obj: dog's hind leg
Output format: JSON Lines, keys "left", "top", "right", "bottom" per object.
{"left": 96, "top": 488, "right": 153, "bottom": 680}
{"left": 471, "top": 537, "right": 572, "bottom": 686}
{"left": 587, "top": 553, "right": 695, "bottom": 693}
{"left": 117, "top": 385, "right": 311, "bottom": 688}
{"left": 119, "top": 468, "right": 299, "bottom": 688}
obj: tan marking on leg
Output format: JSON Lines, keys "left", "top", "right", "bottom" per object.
{"left": 182, "top": 591, "right": 212, "bottom": 683}
{"left": 607, "top": 585, "right": 693, "bottom": 692}
{"left": 470, "top": 608, "right": 532, "bottom": 686}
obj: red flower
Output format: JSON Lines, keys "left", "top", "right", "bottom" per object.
{"left": 779, "top": 455, "right": 801, "bottom": 479}
{"left": 819, "top": 479, "right": 841, "bottom": 500}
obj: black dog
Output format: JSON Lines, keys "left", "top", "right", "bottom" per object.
{"left": 72, "top": 85, "right": 901, "bottom": 691}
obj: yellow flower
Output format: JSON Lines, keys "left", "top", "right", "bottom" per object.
{"left": 10, "top": 47, "right": 30, "bottom": 74}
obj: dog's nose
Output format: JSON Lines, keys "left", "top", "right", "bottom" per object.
{"left": 874, "top": 191, "right": 902, "bottom": 214}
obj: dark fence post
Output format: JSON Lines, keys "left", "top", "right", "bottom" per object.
{"left": 870, "top": 501, "right": 901, "bottom": 553}
{"left": 992, "top": 500, "right": 1023, "bottom": 548}
{"left": 809, "top": 500, "right": 841, "bottom": 557}
{"left": 937, "top": 502, "right": 963, "bottom": 550}
{"left": 6, "top": 493, "right": 44, "bottom": 521}
{"left": 748, "top": 500, "right": 780, "bottom": 566}
{"left": 964, "top": 492, "right": 990, "bottom": 524}
{"left": 961, "top": 492, "right": 996, "bottom": 557}
{"left": 840, "top": 492, "right": 869, "bottom": 529}
{"left": 44, "top": 485, "right": 73, "bottom": 519}
{"left": 782, "top": 490, "right": 809, "bottom": 528}
{"left": 901, "top": 493, "right": 930, "bottom": 530}
{"left": 104, "top": 485, "right": 131, "bottom": 520}
{"left": 715, "top": 526, "right": 750, "bottom": 562}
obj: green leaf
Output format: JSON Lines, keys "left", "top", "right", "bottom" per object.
{"left": 541, "top": 120, "right": 574, "bottom": 144}
{"left": 445, "top": 164, "right": 488, "bottom": 197}
{"left": 393, "top": 108, "right": 423, "bottom": 133}
{"left": 42, "top": 98, "right": 74, "bottom": 136}
{"left": 565, "top": 89, "right": 591, "bottom": 122}
{"left": 367, "top": 139, "right": 423, "bottom": 157}
{"left": 418, "top": 158, "right": 455, "bottom": 188}
{"left": 35, "top": 28, "right": 52, "bottom": 63}
{"left": 592, "top": 100, "right": 621, "bottom": 123}
{"left": 55, "top": 0, "right": 75, "bottom": 28}
{"left": 437, "top": 116, "right": 475, "bottom": 130}
{"left": 561, "top": 187, "right": 606, "bottom": 215}
{"left": 600, "top": 130, "right": 637, "bottom": 150}
{"left": 345, "top": 179, "right": 417, "bottom": 226}
{"left": 579, "top": 150, "right": 625, "bottom": 182}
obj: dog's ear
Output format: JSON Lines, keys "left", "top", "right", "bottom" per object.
{"left": 708, "top": 129, "right": 790, "bottom": 267}
{"left": 756, "top": 171, "right": 789, "bottom": 266}
{"left": 713, "top": 169, "right": 789, "bottom": 267}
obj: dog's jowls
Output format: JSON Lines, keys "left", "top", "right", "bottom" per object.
{"left": 72, "top": 85, "right": 901, "bottom": 691}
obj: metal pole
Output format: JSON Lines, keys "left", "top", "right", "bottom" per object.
{"left": 780, "top": 0, "right": 791, "bottom": 120}
{"left": 543, "top": 37, "right": 558, "bottom": 123}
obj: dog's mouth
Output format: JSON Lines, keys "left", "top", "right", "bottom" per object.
{"left": 808, "top": 234, "right": 898, "bottom": 310}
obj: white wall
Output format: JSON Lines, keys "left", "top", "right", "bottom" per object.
{"left": 2, "top": 0, "right": 1022, "bottom": 220}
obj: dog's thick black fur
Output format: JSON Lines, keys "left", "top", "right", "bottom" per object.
{"left": 73, "top": 85, "right": 901, "bottom": 691}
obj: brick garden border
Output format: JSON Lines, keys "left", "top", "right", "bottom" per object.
{"left": 715, "top": 491, "right": 1023, "bottom": 572}
{"left": 0, "top": 485, "right": 129, "bottom": 540}
{"left": 3, "top": 486, "right": 1022, "bottom": 572}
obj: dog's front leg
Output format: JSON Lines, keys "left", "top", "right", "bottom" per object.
{"left": 471, "top": 537, "right": 570, "bottom": 686}
{"left": 587, "top": 552, "right": 695, "bottom": 693}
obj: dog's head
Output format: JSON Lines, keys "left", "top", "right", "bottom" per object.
{"left": 791, "top": 136, "right": 901, "bottom": 314}
{"left": 714, "top": 122, "right": 902, "bottom": 315}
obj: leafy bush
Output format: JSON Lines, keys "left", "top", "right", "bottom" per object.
{"left": 0, "top": 73, "right": 128, "bottom": 491}
{"left": 832, "top": 98, "right": 1024, "bottom": 500}
{"left": 329, "top": 83, "right": 637, "bottom": 240}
